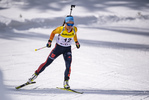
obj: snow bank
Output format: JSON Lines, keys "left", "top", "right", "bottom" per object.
{"left": 0, "top": 69, "right": 9, "bottom": 100}
{"left": 1, "top": 13, "right": 149, "bottom": 32}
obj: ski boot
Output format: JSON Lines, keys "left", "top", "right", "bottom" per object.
{"left": 27, "top": 73, "right": 38, "bottom": 83}
{"left": 64, "top": 80, "right": 70, "bottom": 89}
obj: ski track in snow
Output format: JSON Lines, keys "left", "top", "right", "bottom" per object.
{"left": 0, "top": 0, "right": 149, "bottom": 100}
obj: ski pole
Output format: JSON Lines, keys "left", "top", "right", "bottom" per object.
{"left": 35, "top": 46, "right": 47, "bottom": 51}
{"left": 71, "top": 47, "right": 76, "bottom": 51}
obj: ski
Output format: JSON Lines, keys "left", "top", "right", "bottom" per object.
{"left": 15, "top": 82, "right": 36, "bottom": 89}
{"left": 56, "top": 87, "right": 83, "bottom": 94}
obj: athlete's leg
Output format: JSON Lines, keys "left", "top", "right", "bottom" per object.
{"left": 63, "top": 49, "right": 72, "bottom": 81}
{"left": 28, "top": 44, "right": 63, "bottom": 83}
{"left": 35, "top": 44, "right": 62, "bottom": 75}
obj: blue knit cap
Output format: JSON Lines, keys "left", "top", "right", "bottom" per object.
{"left": 65, "top": 16, "right": 74, "bottom": 23}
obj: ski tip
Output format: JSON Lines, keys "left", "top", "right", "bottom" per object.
{"left": 15, "top": 87, "right": 20, "bottom": 89}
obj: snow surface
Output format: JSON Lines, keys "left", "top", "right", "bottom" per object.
{"left": 0, "top": 0, "right": 149, "bottom": 100}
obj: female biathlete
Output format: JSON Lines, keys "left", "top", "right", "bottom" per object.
{"left": 27, "top": 15, "right": 80, "bottom": 89}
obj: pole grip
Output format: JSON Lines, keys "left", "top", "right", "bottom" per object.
{"left": 70, "top": 5, "right": 76, "bottom": 15}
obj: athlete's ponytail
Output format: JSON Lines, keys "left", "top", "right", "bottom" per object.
{"left": 62, "top": 20, "right": 65, "bottom": 26}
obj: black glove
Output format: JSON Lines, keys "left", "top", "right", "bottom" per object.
{"left": 75, "top": 41, "right": 80, "bottom": 49}
{"left": 46, "top": 40, "right": 52, "bottom": 48}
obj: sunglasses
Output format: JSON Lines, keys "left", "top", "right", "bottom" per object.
{"left": 66, "top": 23, "right": 74, "bottom": 26}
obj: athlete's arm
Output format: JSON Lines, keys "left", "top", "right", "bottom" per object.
{"left": 73, "top": 26, "right": 78, "bottom": 42}
{"left": 49, "top": 27, "right": 62, "bottom": 41}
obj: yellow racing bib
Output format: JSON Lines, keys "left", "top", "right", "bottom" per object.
{"left": 60, "top": 27, "right": 75, "bottom": 38}
{"left": 56, "top": 27, "right": 76, "bottom": 47}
